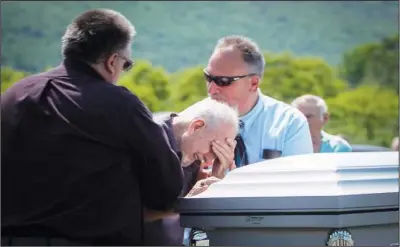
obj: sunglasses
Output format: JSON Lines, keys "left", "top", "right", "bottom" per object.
{"left": 117, "top": 54, "right": 134, "bottom": 72}
{"left": 203, "top": 69, "right": 256, "bottom": 87}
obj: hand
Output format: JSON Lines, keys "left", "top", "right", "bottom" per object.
{"left": 194, "top": 154, "right": 212, "bottom": 181}
{"left": 143, "top": 207, "right": 176, "bottom": 222}
{"left": 211, "top": 138, "right": 236, "bottom": 179}
{"left": 186, "top": 176, "right": 221, "bottom": 197}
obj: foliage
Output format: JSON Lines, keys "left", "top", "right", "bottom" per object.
{"left": 325, "top": 85, "right": 398, "bottom": 146}
{"left": 118, "top": 60, "right": 171, "bottom": 112}
{"left": 1, "top": 67, "right": 30, "bottom": 92}
{"left": 2, "top": 1, "right": 398, "bottom": 73}
{"left": 260, "top": 53, "right": 348, "bottom": 102}
{"left": 339, "top": 34, "right": 399, "bottom": 92}
{"left": 1, "top": 39, "right": 398, "bottom": 147}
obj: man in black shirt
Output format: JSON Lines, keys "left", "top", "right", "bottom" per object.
{"left": 1, "top": 9, "right": 183, "bottom": 246}
{"left": 144, "top": 98, "right": 239, "bottom": 246}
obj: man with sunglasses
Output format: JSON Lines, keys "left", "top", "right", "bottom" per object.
{"left": 187, "top": 35, "right": 314, "bottom": 246}
{"left": 1, "top": 9, "right": 184, "bottom": 246}
{"left": 205, "top": 35, "right": 313, "bottom": 166}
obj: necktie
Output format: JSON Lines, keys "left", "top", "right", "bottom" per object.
{"left": 234, "top": 121, "right": 248, "bottom": 167}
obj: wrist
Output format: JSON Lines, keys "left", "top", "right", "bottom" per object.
{"left": 211, "top": 168, "right": 226, "bottom": 179}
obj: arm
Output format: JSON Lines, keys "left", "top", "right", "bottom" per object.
{"left": 120, "top": 88, "right": 184, "bottom": 211}
{"left": 282, "top": 113, "right": 314, "bottom": 156}
{"left": 142, "top": 162, "right": 201, "bottom": 222}
{"left": 335, "top": 141, "right": 353, "bottom": 152}
{"left": 143, "top": 176, "right": 221, "bottom": 222}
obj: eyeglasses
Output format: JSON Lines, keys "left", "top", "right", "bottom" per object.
{"left": 117, "top": 54, "right": 134, "bottom": 72}
{"left": 203, "top": 69, "right": 256, "bottom": 87}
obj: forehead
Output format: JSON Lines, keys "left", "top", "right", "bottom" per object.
{"left": 121, "top": 44, "right": 132, "bottom": 56}
{"left": 296, "top": 103, "right": 320, "bottom": 115}
{"left": 206, "top": 48, "right": 249, "bottom": 76}
{"left": 207, "top": 124, "right": 237, "bottom": 141}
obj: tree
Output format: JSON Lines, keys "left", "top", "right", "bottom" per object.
{"left": 325, "top": 85, "right": 398, "bottom": 146}
{"left": 168, "top": 66, "right": 208, "bottom": 112}
{"left": 260, "top": 52, "right": 348, "bottom": 102}
{"left": 1, "top": 67, "right": 30, "bottom": 93}
{"left": 339, "top": 34, "right": 399, "bottom": 92}
{"left": 118, "top": 60, "right": 171, "bottom": 112}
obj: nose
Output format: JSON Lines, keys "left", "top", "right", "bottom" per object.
{"left": 207, "top": 81, "right": 220, "bottom": 95}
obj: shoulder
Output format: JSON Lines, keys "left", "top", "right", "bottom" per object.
{"left": 323, "top": 131, "right": 352, "bottom": 152}
{"left": 153, "top": 112, "right": 175, "bottom": 124}
{"left": 259, "top": 94, "right": 308, "bottom": 128}
{"left": 1, "top": 71, "right": 56, "bottom": 101}
{"left": 105, "top": 85, "right": 154, "bottom": 118}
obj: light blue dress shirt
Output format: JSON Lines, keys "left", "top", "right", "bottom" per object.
{"left": 319, "top": 131, "right": 352, "bottom": 153}
{"left": 239, "top": 90, "right": 313, "bottom": 164}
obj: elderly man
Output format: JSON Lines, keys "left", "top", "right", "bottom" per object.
{"left": 205, "top": 35, "right": 313, "bottom": 165}
{"left": 291, "top": 94, "right": 352, "bottom": 153}
{"left": 144, "top": 98, "right": 239, "bottom": 246}
{"left": 1, "top": 9, "right": 183, "bottom": 246}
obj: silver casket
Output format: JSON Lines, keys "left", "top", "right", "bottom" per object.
{"left": 177, "top": 152, "right": 399, "bottom": 246}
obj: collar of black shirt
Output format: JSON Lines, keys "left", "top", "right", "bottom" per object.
{"left": 161, "top": 113, "right": 181, "bottom": 155}
{"left": 63, "top": 57, "right": 106, "bottom": 82}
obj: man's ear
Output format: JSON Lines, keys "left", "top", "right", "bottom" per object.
{"left": 187, "top": 119, "right": 206, "bottom": 134}
{"left": 104, "top": 53, "right": 118, "bottom": 75}
{"left": 250, "top": 76, "right": 260, "bottom": 92}
{"left": 322, "top": 113, "right": 329, "bottom": 125}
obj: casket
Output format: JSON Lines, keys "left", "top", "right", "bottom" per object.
{"left": 177, "top": 152, "right": 399, "bottom": 246}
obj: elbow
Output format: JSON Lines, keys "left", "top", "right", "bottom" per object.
{"left": 144, "top": 169, "right": 184, "bottom": 211}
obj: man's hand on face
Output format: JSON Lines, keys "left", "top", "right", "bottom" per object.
{"left": 186, "top": 176, "right": 221, "bottom": 197}
{"left": 211, "top": 138, "right": 236, "bottom": 179}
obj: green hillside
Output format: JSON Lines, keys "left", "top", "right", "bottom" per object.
{"left": 1, "top": 1, "right": 398, "bottom": 73}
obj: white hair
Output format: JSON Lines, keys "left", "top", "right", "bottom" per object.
{"left": 291, "top": 94, "right": 328, "bottom": 118}
{"left": 178, "top": 98, "right": 239, "bottom": 134}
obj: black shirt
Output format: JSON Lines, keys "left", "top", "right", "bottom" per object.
{"left": 143, "top": 114, "right": 200, "bottom": 246}
{"left": 1, "top": 58, "right": 184, "bottom": 245}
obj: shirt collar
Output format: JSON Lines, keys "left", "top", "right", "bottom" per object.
{"left": 321, "top": 130, "right": 329, "bottom": 142}
{"left": 163, "top": 113, "right": 181, "bottom": 154}
{"left": 62, "top": 57, "right": 106, "bottom": 82}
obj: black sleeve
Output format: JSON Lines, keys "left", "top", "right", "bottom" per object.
{"left": 119, "top": 88, "right": 184, "bottom": 211}
{"left": 181, "top": 161, "right": 201, "bottom": 196}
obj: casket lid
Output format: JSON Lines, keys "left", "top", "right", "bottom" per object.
{"left": 177, "top": 152, "right": 399, "bottom": 214}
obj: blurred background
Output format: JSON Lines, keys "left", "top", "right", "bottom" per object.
{"left": 1, "top": 1, "right": 399, "bottom": 147}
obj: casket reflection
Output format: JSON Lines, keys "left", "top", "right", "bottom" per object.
{"left": 177, "top": 152, "right": 399, "bottom": 246}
